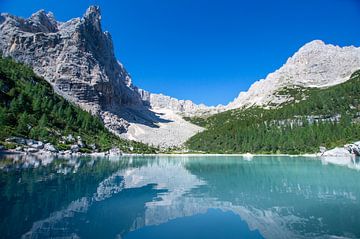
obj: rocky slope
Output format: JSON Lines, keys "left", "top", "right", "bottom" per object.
{"left": 144, "top": 41, "right": 360, "bottom": 115}
{"left": 227, "top": 40, "right": 360, "bottom": 109}
{"left": 138, "top": 89, "right": 222, "bottom": 116}
{"left": 2, "top": 6, "right": 360, "bottom": 148}
{"left": 0, "top": 6, "right": 144, "bottom": 110}
{"left": 0, "top": 6, "right": 204, "bottom": 147}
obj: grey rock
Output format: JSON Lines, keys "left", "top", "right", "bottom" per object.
{"left": 64, "top": 150, "right": 72, "bottom": 155}
{"left": 76, "top": 136, "right": 85, "bottom": 148}
{"left": 6, "top": 137, "right": 27, "bottom": 145}
{"left": 70, "top": 144, "right": 80, "bottom": 152}
{"left": 321, "top": 147, "right": 352, "bottom": 157}
{"left": 44, "top": 143, "right": 58, "bottom": 153}
{"left": 0, "top": 6, "right": 144, "bottom": 130}
{"left": 108, "top": 147, "right": 122, "bottom": 156}
{"left": 138, "top": 90, "right": 222, "bottom": 117}
{"left": 25, "top": 148, "right": 39, "bottom": 153}
{"left": 26, "top": 140, "right": 44, "bottom": 149}
{"left": 64, "top": 134, "right": 75, "bottom": 143}
{"left": 0, "top": 6, "right": 210, "bottom": 148}
{"left": 319, "top": 146, "right": 327, "bottom": 154}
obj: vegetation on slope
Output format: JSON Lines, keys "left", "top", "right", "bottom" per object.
{"left": 0, "top": 57, "right": 156, "bottom": 153}
{"left": 186, "top": 70, "right": 360, "bottom": 154}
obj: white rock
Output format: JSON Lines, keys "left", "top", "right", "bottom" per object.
{"left": 108, "top": 147, "right": 122, "bottom": 156}
{"left": 64, "top": 134, "right": 75, "bottom": 143}
{"left": 27, "top": 140, "right": 44, "bottom": 149}
{"left": 25, "top": 148, "right": 39, "bottom": 153}
{"left": 227, "top": 40, "right": 360, "bottom": 109}
{"left": 321, "top": 147, "right": 352, "bottom": 157}
{"left": 44, "top": 143, "right": 58, "bottom": 153}
{"left": 6, "top": 137, "right": 26, "bottom": 145}
{"left": 70, "top": 145, "right": 80, "bottom": 153}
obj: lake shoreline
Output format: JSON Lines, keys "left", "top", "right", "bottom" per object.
{"left": 0, "top": 149, "right": 321, "bottom": 158}
{"left": 1, "top": 149, "right": 360, "bottom": 171}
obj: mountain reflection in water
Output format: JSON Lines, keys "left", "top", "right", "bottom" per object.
{"left": 0, "top": 154, "right": 359, "bottom": 239}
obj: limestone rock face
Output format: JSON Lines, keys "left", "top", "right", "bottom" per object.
{"left": 227, "top": 40, "right": 360, "bottom": 109}
{"left": 2, "top": 6, "right": 360, "bottom": 147}
{"left": 0, "top": 6, "right": 143, "bottom": 115}
{"left": 0, "top": 6, "right": 207, "bottom": 146}
{"left": 138, "top": 89, "right": 222, "bottom": 116}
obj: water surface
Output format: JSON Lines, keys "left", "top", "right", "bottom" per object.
{"left": 0, "top": 154, "right": 360, "bottom": 239}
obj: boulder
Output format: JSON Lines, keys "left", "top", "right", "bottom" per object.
{"left": 344, "top": 143, "right": 360, "bottom": 156}
{"left": 65, "top": 134, "right": 75, "bottom": 143}
{"left": 26, "top": 140, "right": 44, "bottom": 149}
{"left": 64, "top": 150, "right": 72, "bottom": 155}
{"left": 108, "top": 147, "right": 123, "bottom": 156}
{"left": 321, "top": 147, "right": 352, "bottom": 157}
{"left": 44, "top": 143, "right": 58, "bottom": 153}
{"left": 319, "top": 146, "right": 327, "bottom": 154}
{"left": 353, "top": 141, "right": 360, "bottom": 147}
{"left": 70, "top": 144, "right": 80, "bottom": 153}
{"left": 77, "top": 136, "right": 85, "bottom": 148}
{"left": 25, "top": 148, "right": 39, "bottom": 153}
{"left": 6, "top": 137, "right": 26, "bottom": 145}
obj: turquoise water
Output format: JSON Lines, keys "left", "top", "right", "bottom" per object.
{"left": 0, "top": 155, "right": 360, "bottom": 239}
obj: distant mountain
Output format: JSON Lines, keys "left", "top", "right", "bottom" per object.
{"left": 226, "top": 40, "right": 360, "bottom": 109}
{"left": 186, "top": 70, "right": 360, "bottom": 154}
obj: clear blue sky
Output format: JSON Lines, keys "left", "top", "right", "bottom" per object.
{"left": 1, "top": 0, "right": 360, "bottom": 105}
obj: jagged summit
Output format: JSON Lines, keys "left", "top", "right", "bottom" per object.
{"left": 0, "top": 6, "right": 144, "bottom": 130}
{"left": 1, "top": 6, "right": 360, "bottom": 147}
{"left": 227, "top": 40, "right": 360, "bottom": 109}
{"left": 29, "top": 9, "right": 58, "bottom": 32}
{"left": 83, "top": 5, "right": 101, "bottom": 32}
{"left": 0, "top": 6, "right": 204, "bottom": 147}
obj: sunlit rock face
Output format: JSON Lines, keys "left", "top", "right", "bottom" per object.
{"left": 227, "top": 40, "right": 360, "bottom": 109}
{"left": 0, "top": 6, "right": 143, "bottom": 115}
{"left": 0, "top": 6, "right": 208, "bottom": 145}
{"left": 138, "top": 90, "right": 223, "bottom": 117}
{"left": 2, "top": 6, "right": 360, "bottom": 145}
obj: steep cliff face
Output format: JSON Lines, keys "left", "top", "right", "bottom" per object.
{"left": 227, "top": 40, "right": 360, "bottom": 109}
{"left": 0, "top": 6, "right": 143, "bottom": 116}
{"left": 2, "top": 6, "right": 360, "bottom": 147}
{"left": 0, "top": 6, "right": 205, "bottom": 146}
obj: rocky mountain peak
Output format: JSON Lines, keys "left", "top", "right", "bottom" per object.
{"left": 227, "top": 40, "right": 360, "bottom": 109}
{"left": 300, "top": 39, "right": 325, "bottom": 48}
{"left": 0, "top": 6, "right": 144, "bottom": 133}
{"left": 83, "top": 5, "right": 101, "bottom": 32}
{"left": 28, "top": 9, "right": 58, "bottom": 33}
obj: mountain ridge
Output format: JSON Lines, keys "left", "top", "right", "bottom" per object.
{"left": 1, "top": 6, "right": 360, "bottom": 148}
{"left": 226, "top": 40, "right": 360, "bottom": 109}
{"left": 0, "top": 6, "right": 206, "bottom": 147}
